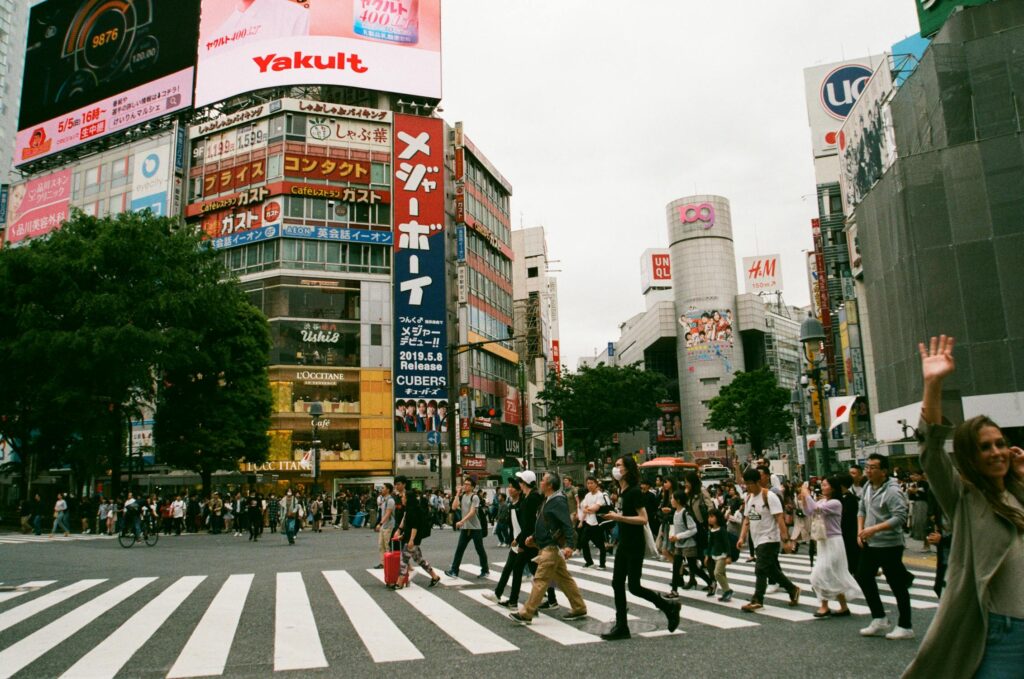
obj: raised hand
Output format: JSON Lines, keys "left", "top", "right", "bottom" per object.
{"left": 918, "top": 335, "right": 955, "bottom": 383}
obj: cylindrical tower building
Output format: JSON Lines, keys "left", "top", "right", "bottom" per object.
{"left": 666, "top": 195, "right": 745, "bottom": 454}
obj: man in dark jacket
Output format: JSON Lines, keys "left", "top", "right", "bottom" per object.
{"left": 510, "top": 472, "right": 587, "bottom": 624}
{"left": 839, "top": 474, "right": 861, "bottom": 575}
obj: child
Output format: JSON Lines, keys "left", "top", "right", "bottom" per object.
{"left": 704, "top": 508, "right": 735, "bottom": 602}
{"left": 667, "top": 490, "right": 713, "bottom": 597}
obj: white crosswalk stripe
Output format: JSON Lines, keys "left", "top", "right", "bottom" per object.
{"left": 0, "top": 553, "right": 939, "bottom": 676}
{"left": 0, "top": 533, "right": 115, "bottom": 545}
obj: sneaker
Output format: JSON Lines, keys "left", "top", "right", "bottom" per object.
{"left": 741, "top": 601, "right": 763, "bottom": 613}
{"left": 788, "top": 587, "right": 801, "bottom": 607}
{"left": 860, "top": 618, "right": 890, "bottom": 637}
{"left": 482, "top": 592, "right": 500, "bottom": 604}
{"left": 538, "top": 600, "right": 559, "bottom": 610}
{"left": 719, "top": 590, "right": 734, "bottom": 603}
{"left": 444, "top": 569, "right": 458, "bottom": 578}
{"left": 508, "top": 612, "right": 532, "bottom": 625}
{"left": 498, "top": 599, "right": 515, "bottom": 608}
{"left": 765, "top": 584, "right": 780, "bottom": 595}
{"left": 477, "top": 572, "right": 490, "bottom": 579}
{"left": 600, "top": 624, "right": 631, "bottom": 641}
{"left": 598, "top": 564, "right": 607, "bottom": 570}
{"left": 582, "top": 563, "right": 593, "bottom": 568}
{"left": 885, "top": 626, "right": 915, "bottom": 640}
{"left": 562, "top": 610, "right": 588, "bottom": 621}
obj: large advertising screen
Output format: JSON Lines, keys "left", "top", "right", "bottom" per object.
{"left": 16, "top": 0, "right": 199, "bottom": 165}
{"left": 838, "top": 62, "right": 896, "bottom": 215}
{"left": 195, "top": 0, "right": 441, "bottom": 108}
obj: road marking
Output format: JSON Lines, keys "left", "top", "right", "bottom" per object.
{"left": 274, "top": 573, "right": 327, "bottom": 671}
{"left": 0, "top": 580, "right": 57, "bottom": 604}
{"left": 59, "top": 576, "right": 206, "bottom": 679}
{"left": 0, "top": 577, "right": 156, "bottom": 679}
{"left": 0, "top": 580, "right": 104, "bottom": 632}
{"left": 461, "top": 588, "right": 601, "bottom": 646}
{"left": 459, "top": 563, "right": 635, "bottom": 624}
{"left": 167, "top": 574, "right": 254, "bottom": 679}
{"left": 366, "top": 569, "right": 517, "bottom": 655}
{"left": 325, "top": 570, "right": 422, "bottom": 663}
{"left": 560, "top": 562, "right": 760, "bottom": 629}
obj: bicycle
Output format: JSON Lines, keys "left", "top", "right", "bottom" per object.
{"left": 118, "top": 511, "right": 159, "bottom": 548}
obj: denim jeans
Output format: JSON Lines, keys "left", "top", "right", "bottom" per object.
{"left": 284, "top": 517, "right": 297, "bottom": 543}
{"left": 975, "top": 613, "right": 1024, "bottom": 679}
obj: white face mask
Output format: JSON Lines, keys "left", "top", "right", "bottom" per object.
{"left": 612, "top": 467, "right": 623, "bottom": 481}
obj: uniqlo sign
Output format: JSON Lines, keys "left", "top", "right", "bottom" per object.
{"left": 652, "top": 253, "right": 671, "bottom": 281}
{"left": 393, "top": 114, "right": 448, "bottom": 401}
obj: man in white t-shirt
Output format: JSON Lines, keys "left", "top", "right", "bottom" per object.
{"left": 579, "top": 477, "right": 610, "bottom": 568}
{"left": 205, "top": 0, "right": 310, "bottom": 57}
{"left": 736, "top": 469, "right": 800, "bottom": 612}
{"left": 171, "top": 496, "right": 185, "bottom": 536}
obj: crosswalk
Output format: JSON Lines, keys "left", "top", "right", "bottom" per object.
{"left": 0, "top": 533, "right": 115, "bottom": 546}
{"left": 0, "top": 551, "right": 938, "bottom": 677}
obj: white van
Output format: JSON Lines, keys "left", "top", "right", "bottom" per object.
{"left": 700, "top": 463, "right": 732, "bottom": 488}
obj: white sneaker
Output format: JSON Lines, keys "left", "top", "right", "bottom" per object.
{"left": 481, "top": 592, "right": 500, "bottom": 603}
{"left": 766, "top": 584, "right": 780, "bottom": 595}
{"left": 885, "top": 626, "right": 915, "bottom": 640}
{"left": 860, "top": 618, "right": 890, "bottom": 637}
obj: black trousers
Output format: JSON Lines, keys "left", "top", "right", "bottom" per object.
{"left": 495, "top": 548, "right": 555, "bottom": 604}
{"left": 752, "top": 542, "right": 797, "bottom": 602}
{"left": 582, "top": 524, "right": 607, "bottom": 566}
{"left": 855, "top": 545, "right": 913, "bottom": 629}
{"left": 612, "top": 543, "right": 670, "bottom": 625}
{"left": 449, "top": 528, "right": 488, "bottom": 574}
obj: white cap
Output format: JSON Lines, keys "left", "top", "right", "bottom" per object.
{"left": 515, "top": 470, "right": 537, "bottom": 485}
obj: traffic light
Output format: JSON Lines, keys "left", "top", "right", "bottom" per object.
{"left": 474, "top": 406, "right": 501, "bottom": 419}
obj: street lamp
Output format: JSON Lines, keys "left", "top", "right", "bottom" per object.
{"left": 799, "top": 313, "right": 832, "bottom": 475}
{"left": 309, "top": 401, "right": 323, "bottom": 498}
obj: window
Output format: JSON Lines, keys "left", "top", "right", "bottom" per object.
{"left": 371, "top": 324, "right": 382, "bottom": 346}
{"left": 527, "top": 267, "right": 539, "bottom": 278}
{"left": 285, "top": 113, "right": 306, "bottom": 139}
{"left": 110, "top": 157, "right": 129, "bottom": 188}
{"left": 829, "top": 193, "right": 843, "bottom": 214}
{"left": 84, "top": 166, "right": 101, "bottom": 196}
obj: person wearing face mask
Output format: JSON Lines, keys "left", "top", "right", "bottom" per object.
{"left": 280, "top": 489, "right": 299, "bottom": 545}
{"left": 601, "top": 455, "right": 681, "bottom": 639}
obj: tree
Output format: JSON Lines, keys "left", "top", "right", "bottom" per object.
{"left": 706, "top": 368, "right": 792, "bottom": 457}
{"left": 0, "top": 210, "right": 271, "bottom": 497}
{"left": 154, "top": 296, "right": 273, "bottom": 496}
{"left": 537, "top": 363, "right": 668, "bottom": 457}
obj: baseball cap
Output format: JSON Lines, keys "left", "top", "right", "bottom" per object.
{"left": 515, "top": 470, "right": 537, "bottom": 485}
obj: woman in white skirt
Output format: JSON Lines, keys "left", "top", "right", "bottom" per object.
{"left": 800, "top": 477, "right": 862, "bottom": 618}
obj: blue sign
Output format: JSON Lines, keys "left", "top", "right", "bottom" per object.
{"left": 608, "top": 342, "right": 615, "bottom": 357}
{"left": 0, "top": 184, "right": 8, "bottom": 226}
{"left": 456, "top": 225, "right": 466, "bottom": 262}
{"left": 131, "top": 192, "right": 168, "bottom": 217}
{"left": 427, "top": 431, "right": 441, "bottom": 446}
{"left": 820, "top": 65, "right": 873, "bottom": 120}
{"left": 174, "top": 124, "right": 187, "bottom": 173}
{"left": 210, "top": 224, "right": 280, "bottom": 250}
{"left": 892, "top": 34, "right": 930, "bottom": 86}
{"left": 141, "top": 153, "right": 161, "bottom": 178}
{"left": 280, "top": 224, "right": 393, "bottom": 245}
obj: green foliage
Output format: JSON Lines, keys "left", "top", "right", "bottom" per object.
{"left": 0, "top": 210, "right": 272, "bottom": 495}
{"left": 537, "top": 363, "right": 668, "bottom": 456}
{"left": 706, "top": 368, "right": 791, "bottom": 456}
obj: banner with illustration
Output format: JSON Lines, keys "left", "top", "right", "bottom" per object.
{"left": 681, "top": 309, "right": 734, "bottom": 360}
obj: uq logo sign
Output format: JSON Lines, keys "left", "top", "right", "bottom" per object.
{"left": 820, "top": 65, "right": 873, "bottom": 119}
{"left": 678, "top": 203, "right": 715, "bottom": 229}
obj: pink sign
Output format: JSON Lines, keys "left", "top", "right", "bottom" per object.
{"left": 5, "top": 170, "right": 72, "bottom": 246}
{"left": 677, "top": 203, "right": 715, "bottom": 229}
{"left": 15, "top": 69, "right": 193, "bottom": 166}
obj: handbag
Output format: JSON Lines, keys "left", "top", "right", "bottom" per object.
{"left": 810, "top": 513, "right": 827, "bottom": 541}
{"left": 643, "top": 523, "right": 659, "bottom": 558}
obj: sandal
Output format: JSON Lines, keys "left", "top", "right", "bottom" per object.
{"left": 429, "top": 576, "right": 441, "bottom": 588}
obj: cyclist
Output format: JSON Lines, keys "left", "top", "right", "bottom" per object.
{"left": 123, "top": 492, "right": 142, "bottom": 538}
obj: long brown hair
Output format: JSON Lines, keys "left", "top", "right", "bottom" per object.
{"left": 953, "top": 416, "right": 1024, "bottom": 532}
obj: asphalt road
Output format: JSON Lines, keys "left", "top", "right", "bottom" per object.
{"left": 0, "top": 526, "right": 937, "bottom": 678}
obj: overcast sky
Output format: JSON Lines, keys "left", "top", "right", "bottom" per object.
{"left": 438, "top": 1, "right": 920, "bottom": 368}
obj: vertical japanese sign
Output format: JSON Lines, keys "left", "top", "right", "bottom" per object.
{"left": 393, "top": 114, "right": 448, "bottom": 405}
{"left": 811, "top": 218, "right": 837, "bottom": 384}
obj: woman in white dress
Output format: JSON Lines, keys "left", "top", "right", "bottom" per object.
{"left": 800, "top": 477, "right": 862, "bottom": 617}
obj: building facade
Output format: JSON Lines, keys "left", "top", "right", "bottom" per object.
{"left": 0, "top": 0, "right": 29, "bottom": 230}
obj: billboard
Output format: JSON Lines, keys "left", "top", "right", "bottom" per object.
{"left": 16, "top": 0, "right": 199, "bottom": 165}
{"left": 394, "top": 398, "right": 449, "bottom": 433}
{"left": 915, "top": 0, "right": 993, "bottom": 37}
{"left": 679, "top": 309, "right": 734, "bottom": 363}
{"left": 838, "top": 62, "right": 896, "bottom": 215}
{"left": 803, "top": 55, "right": 886, "bottom": 158}
{"left": 131, "top": 144, "right": 172, "bottom": 216}
{"left": 195, "top": 0, "right": 442, "bottom": 107}
{"left": 742, "top": 254, "right": 782, "bottom": 294}
{"left": 656, "top": 403, "right": 681, "bottom": 443}
{"left": 4, "top": 170, "right": 73, "bottom": 246}
{"left": 392, "top": 114, "right": 447, "bottom": 402}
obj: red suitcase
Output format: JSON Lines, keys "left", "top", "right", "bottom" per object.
{"left": 384, "top": 539, "right": 401, "bottom": 587}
